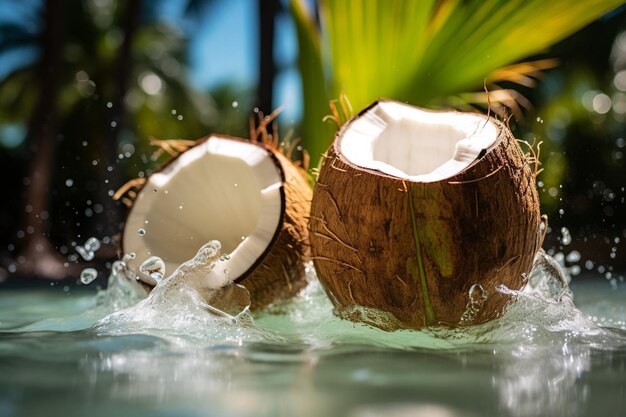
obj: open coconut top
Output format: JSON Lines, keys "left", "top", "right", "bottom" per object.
{"left": 123, "top": 136, "right": 284, "bottom": 287}
{"left": 338, "top": 100, "right": 500, "bottom": 182}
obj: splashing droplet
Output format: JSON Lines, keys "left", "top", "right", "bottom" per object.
{"left": 75, "top": 246, "right": 94, "bottom": 261}
{"left": 529, "top": 249, "right": 572, "bottom": 302}
{"left": 459, "top": 284, "right": 488, "bottom": 325}
{"left": 84, "top": 237, "right": 101, "bottom": 252}
{"left": 149, "top": 272, "right": 163, "bottom": 282}
{"left": 112, "top": 260, "right": 126, "bottom": 275}
{"left": 566, "top": 250, "right": 581, "bottom": 263}
{"left": 139, "top": 256, "right": 165, "bottom": 282}
{"left": 80, "top": 267, "right": 98, "bottom": 284}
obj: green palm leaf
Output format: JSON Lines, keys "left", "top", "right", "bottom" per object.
{"left": 290, "top": 0, "right": 334, "bottom": 169}
{"left": 292, "top": 0, "right": 624, "bottom": 164}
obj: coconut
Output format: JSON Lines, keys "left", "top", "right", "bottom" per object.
{"left": 309, "top": 99, "right": 542, "bottom": 330}
{"left": 121, "top": 134, "right": 311, "bottom": 309}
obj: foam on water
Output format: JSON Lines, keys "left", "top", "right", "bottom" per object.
{"left": 95, "top": 241, "right": 273, "bottom": 346}
{"left": 88, "top": 247, "right": 625, "bottom": 353}
{"left": 11, "top": 243, "right": 625, "bottom": 353}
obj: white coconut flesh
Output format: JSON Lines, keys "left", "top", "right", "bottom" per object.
{"left": 339, "top": 101, "right": 499, "bottom": 182}
{"left": 124, "top": 137, "right": 284, "bottom": 287}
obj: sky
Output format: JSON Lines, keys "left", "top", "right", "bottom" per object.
{"left": 183, "top": 0, "right": 303, "bottom": 121}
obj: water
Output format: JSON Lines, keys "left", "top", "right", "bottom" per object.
{"left": 80, "top": 268, "right": 98, "bottom": 285}
{"left": 0, "top": 253, "right": 625, "bottom": 417}
{"left": 139, "top": 256, "right": 165, "bottom": 282}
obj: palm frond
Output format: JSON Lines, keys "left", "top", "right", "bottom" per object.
{"left": 322, "top": 0, "right": 624, "bottom": 110}
{"left": 291, "top": 0, "right": 623, "bottom": 158}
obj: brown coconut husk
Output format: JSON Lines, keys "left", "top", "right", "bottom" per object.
{"left": 309, "top": 99, "right": 542, "bottom": 330}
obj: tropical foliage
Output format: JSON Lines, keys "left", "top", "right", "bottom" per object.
{"left": 292, "top": 0, "right": 625, "bottom": 165}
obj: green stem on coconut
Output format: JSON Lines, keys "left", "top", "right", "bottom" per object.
{"left": 408, "top": 187, "right": 436, "bottom": 325}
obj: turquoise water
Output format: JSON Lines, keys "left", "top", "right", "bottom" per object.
{"left": 0, "top": 262, "right": 625, "bottom": 417}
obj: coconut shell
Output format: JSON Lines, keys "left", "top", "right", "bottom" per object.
{"left": 309, "top": 103, "right": 542, "bottom": 330}
{"left": 121, "top": 135, "right": 312, "bottom": 310}
{"left": 241, "top": 151, "right": 312, "bottom": 309}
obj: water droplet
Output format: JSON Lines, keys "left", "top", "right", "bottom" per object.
{"left": 138, "top": 228, "right": 146, "bottom": 236}
{"left": 85, "top": 237, "right": 101, "bottom": 252}
{"left": 529, "top": 249, "right": 571, "bottom": 301}
{"left": 560, "top": 227, "right": 572, "bottom": 245}
{"left": 232, "top": 101, "right": 238, "bottom": 108}
{"left": 468, "top": 284, "right": 486, "bottom": 301}
{"left": 112, "top": 260, "right": 126, "bottom": 275}
{"left": 140, "top": 256, "right": 165, "bottom": 281}
{"left": 179, "top": 205, "right": 183, "bottom": 210}
{"left": 219, "top": 254, "right": 231, "bottom": 262}
{"left": 75, "top": 245, "right": 94, "bottom": 261}
{"left": 65, "top": 179, "right": 74, "bottom": 187}
{"left": 80, "top": 268, "right": 98, "bottom": 284}
{"left": 566, "top": 250, "right": 581, "bottom": 263}
{"left": 106, "top": 101, "right": 113, "bottom": 108}
{"left": 459, "top": 284, "right": 488, "bottom": 325}
{"left": 129, "top": 252, "right": 136, "bottom": 259}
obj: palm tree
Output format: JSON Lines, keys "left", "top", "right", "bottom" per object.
{"left": 257, "top": 0, "right": 279, "bottom": 115}
{"left": 0, "top": 0, "right": 221, "bottom": 279}
{"left": 17, "top": 0, "right": 68, "bottom": 277}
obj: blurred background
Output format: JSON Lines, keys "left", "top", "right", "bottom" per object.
{"left": 0, "top": 0, "right": 625, "bottom": 285}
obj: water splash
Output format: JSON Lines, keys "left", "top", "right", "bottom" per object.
{"left": 525, "top": 248, "right": 573, "bottom": 302}
{"left": 139, "top": 256, "right": 165, "bottom": 282}
{"left": 3, "top": 248, "right": 624, "bottom": 417}
{"left": 96, "top": 241, "right": 261, "bottom": 345}
{"left": 75, "top": 236, "right": 101, "bottom": 261}
{"left": 85, "top": 237, "right": 101, "bottom": 252}
{"left": 94, "top": 260, "right": 149, "bottom": 312}
{"left": 459, "top": 284, "right": 488, "bottom": 325}
{"left": 11, "top": 245, "right": 626, "bottom": 352}
{"left": 75, "top": 245, "right": 94, "bottom": 261}
{"left": 80, "top": 267, "right": 98, "bottom": 285}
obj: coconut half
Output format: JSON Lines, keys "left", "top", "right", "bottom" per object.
{"left": 310, "top": 100, "right": 542, "bottom": 330}
{"left": 123, "top": 135, "right": 311, "bottom": 309}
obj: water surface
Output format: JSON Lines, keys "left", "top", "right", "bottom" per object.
{"left": 0, "top": 263, "right": 625, "bottom": 417}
